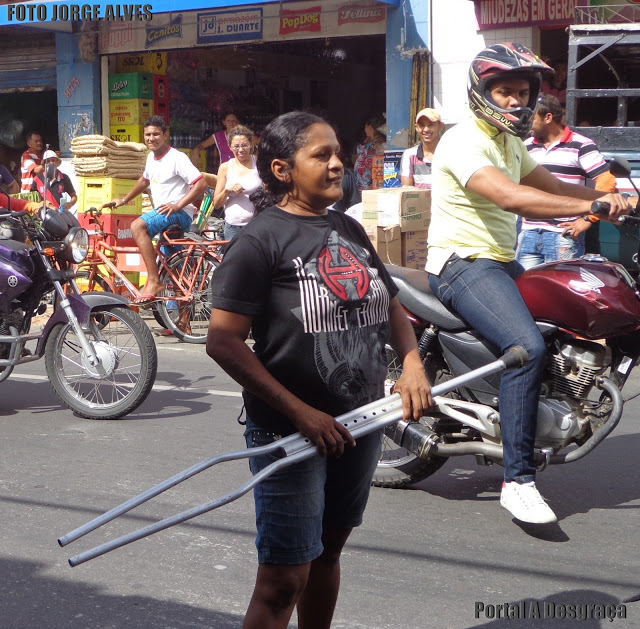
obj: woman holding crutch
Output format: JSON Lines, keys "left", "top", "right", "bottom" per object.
{"left": 206, "top": 111, "right": 432, "bottom": 629}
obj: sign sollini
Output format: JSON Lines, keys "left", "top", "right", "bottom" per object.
{"left": 338, "top": 2, "right": 386, "bottom": 25}
{"left": 474, "top": 0, "right": 578, "bottom": 30}
{"left": 279, "top": 5, "right": 322, "bottom": 35}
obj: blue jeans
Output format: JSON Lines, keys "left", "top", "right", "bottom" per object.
{"left": 223, "top": 221, "right": 244, "bottom": 242}
{"left": 516, "top": 228, "right": 585, "bottom": 270}
{"left": 244, "top": 416, "right": 381, "bottom": 565}
{"left": 428, "top": 255, "right": 546, "bottom": 483}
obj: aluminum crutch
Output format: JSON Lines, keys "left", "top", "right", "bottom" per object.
{"left": 60, "top": 346, "right": 527, "bottom": 567}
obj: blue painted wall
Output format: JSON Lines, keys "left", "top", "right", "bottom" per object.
{"left": 56, "top": 33, "right": 101, "bottom": 157}
{"left": 385, "top": 0, "right": 430, "bottom": 149}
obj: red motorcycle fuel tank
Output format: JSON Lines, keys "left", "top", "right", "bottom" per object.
{"left": 516, "top": 259, "right": 640, "bottom": 339}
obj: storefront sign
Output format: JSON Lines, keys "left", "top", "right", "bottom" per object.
{"left": 474, "top": 0, "right": 578, "bottom": 30}
{"left": 279, "top": 6, "right": 322, "bottom": 35}
{"left": 98, "top": 0, "right": 385, "bottom": 54}
{"left": 100, "top": 21, "right": 134, "bottom": 50}
{"left": 197, "top": 8, "right": 263, "bottom": 44}
{"left": 145, "top": 14, "right": 183, "bottom": 48}
{"left": 338, "top": 2, "right": 386, "bottom": 25}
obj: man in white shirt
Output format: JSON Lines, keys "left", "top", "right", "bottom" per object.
{"left": 106, "top": 116, "right": 207, "bottom": 305}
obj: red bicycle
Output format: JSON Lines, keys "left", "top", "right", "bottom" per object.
{"left": 76, "top": 207, "right": 227, "bottom": 343}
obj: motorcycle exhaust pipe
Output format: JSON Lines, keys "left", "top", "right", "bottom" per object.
{"left": 391, "top": 376, "right": 624, "bottom": 466}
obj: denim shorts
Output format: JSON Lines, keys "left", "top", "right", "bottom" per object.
{"left": 139, "top": 208, "right": 192, "bottom": 239}
{"left": 244, "top": 416, "right": 382, "bottom": 565}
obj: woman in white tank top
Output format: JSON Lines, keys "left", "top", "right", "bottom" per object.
{"left": 213, "top": 125, "right": 263, "bottom": 242}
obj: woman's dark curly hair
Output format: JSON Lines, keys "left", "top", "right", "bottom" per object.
{"left": 249, "top": 111, "right": 326, "bottom": 213}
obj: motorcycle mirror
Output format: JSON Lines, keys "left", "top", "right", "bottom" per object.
{"left": 45, "top": 161, "right": 56, "bottom": 180}
{"left": 609, "top": 157, "right": 631, "bottom": 178}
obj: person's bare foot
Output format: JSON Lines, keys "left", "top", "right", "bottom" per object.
{"left": 140, "top": 282, "right": 166, "bottom": 297}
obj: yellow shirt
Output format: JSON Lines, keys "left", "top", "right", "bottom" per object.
{"left": 426, "top": 115, "right": 538, "bottom": 274}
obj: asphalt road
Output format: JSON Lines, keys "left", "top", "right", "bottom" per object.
{"left": 1, "top": 322, "right": 639, "bottom": 628}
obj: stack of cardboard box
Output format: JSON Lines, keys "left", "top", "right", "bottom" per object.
{"left": 360, "top": 187, "right": 430, "bottom": 269}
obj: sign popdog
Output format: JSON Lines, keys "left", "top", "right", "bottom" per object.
{"left": 6, "top": 3, "right": 152, "bottom": 21}
{"left": 279, "top": 5, "right": 322, "bottom": 35}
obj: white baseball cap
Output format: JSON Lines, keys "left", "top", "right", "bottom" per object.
{"left": 42, "top": 149, "right": 59, "bottom": 161}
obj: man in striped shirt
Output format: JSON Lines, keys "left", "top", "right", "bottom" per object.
{"left": 20, "top": 131, "right": 44, "bottom": 193}
{"left": 516, "top": 94, "right": 614, "bottom": 268}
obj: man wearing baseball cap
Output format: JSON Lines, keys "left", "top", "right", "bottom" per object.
{"left": 400, "top": 108, "right": 444, "bottom": 189}
{"left": 31, "top": 150, "right": 77, "bottom": 209}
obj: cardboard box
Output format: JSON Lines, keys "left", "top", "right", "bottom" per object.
{"left": 110, "top": 124, "right": 145, "bottom": 143}
{"left": 77, "top": 177, "right": 143, "bottom": 215}
{"left": 109, "top": 73, "right": 153, "bottom": 100}
{"left": 365, "top": 225, "right": 402, "bottom": 266}
{"left": 361, "top": 187, "right": 431, "bottom": 232}
{"left": 401, "top": 230, "right": 429, "bottom": 269}
{"left": 116, "top": 52, "right": 167, "bottom": 75}
{"left": 109, "top": 99, "right": 153, "bottom": 126}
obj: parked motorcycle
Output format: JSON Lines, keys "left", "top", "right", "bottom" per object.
{"left": 374, "top": 158, "right": 640, "bottom": 488}
{"left": 0, "top": 183, "right": 157, "bottom": 419}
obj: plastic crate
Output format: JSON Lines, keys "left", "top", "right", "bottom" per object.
{"left": 109, "top": 99, "right": 153, "bottom": 126}
{"left": 109, "top": 73, "right": 153, "bottom": 100}
{"left": 115, "top": 52, "right": 167, "bottom": 75}
{"left": 77, "top": 177, "right": 143, "bottom": 215}
{"left": 78, "top": 212, "right": 140, "bottom": 248}
{"left": 110, "top": 125, "right": 145, "bottom": 143}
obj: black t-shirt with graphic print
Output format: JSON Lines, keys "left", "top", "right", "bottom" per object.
{"left": 211, "top": 205, "right": 399, "bottom": 434}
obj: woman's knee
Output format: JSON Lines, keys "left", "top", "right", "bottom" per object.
{"left": 254, "top": 563, "right": 309, "bottom": 613}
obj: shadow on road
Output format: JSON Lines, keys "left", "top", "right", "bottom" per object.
{"left": 0, "top": 376, "right": 229, "bottom": 421}
{"left": 409, "top": 430, "right": 640, "bottom": 522}
{"left": 1, "top": 556, "right": 244, "bottom": 629}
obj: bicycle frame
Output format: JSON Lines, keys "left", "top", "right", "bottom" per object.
{"left": 78, "top": 210, "right": 228, "bottom": 305}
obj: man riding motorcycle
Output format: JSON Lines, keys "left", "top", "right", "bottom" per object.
{"left": 425, "top": 42, "right": 634, "bottom": 524}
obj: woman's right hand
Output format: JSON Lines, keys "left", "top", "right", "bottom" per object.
{"left": 226, "top": 183, "right": 244, "bottom": 194}
{"left": 293, "top": 407, "right": 356, "bottom": 458}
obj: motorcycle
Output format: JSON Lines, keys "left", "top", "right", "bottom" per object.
{"left": 374, "top": 157, "right": 640, "bottom": 488}
{"left": 0, "top": 170, "right": 157, "bottom": 419}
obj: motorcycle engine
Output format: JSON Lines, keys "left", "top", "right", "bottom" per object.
{"left": 535, "top": 339, "right": 611, "bottom": 448}
{"left": 0, "top": 309, "right": 24, "bottom": 360}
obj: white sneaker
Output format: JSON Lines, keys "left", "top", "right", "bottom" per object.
{"left": 500, "top": 481, "right": 557, "bottom": 524}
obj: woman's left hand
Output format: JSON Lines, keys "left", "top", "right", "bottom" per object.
{"left": 392, "top": 350, "right": 433, "bottom": 422}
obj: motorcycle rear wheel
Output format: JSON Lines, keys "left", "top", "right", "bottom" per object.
{"left": 45, "top": 305, "right": 157, "bottom": 419}
{"left": 156, "top": 251, "right": 218, "bottom": 344}
{"left": 372, "top": 346, "right": 449, "bottom": 488}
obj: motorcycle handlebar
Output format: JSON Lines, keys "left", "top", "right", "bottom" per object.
{"left": 589, "top": 199, "right": 640, "bottom": 226}
{"left": 590, "top": 200, "right": 610, "bottom": 215}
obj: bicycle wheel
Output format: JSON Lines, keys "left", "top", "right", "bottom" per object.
{"left": 156, "top": 250, "right": 218, "bottom": 343}
{"left": 74, "top": 270, "right": 112, "bottom": 294}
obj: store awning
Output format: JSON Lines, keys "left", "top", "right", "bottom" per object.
{"left": 1, "top": 0, "right": 399, "bottom": 27}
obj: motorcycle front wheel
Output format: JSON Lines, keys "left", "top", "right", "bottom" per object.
{"left": 45, "top": 305, "right": 158, "bottom": 419}
{"left": 372, "top": 346, "right": 449, "bottom": 488}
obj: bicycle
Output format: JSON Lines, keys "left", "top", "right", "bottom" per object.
{"left": 77, "top": 206, "right": 228, "bottom": 344}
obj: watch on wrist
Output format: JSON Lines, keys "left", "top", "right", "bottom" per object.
{"left": 583, "top": 215, "right": 592, "bottom": 223}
